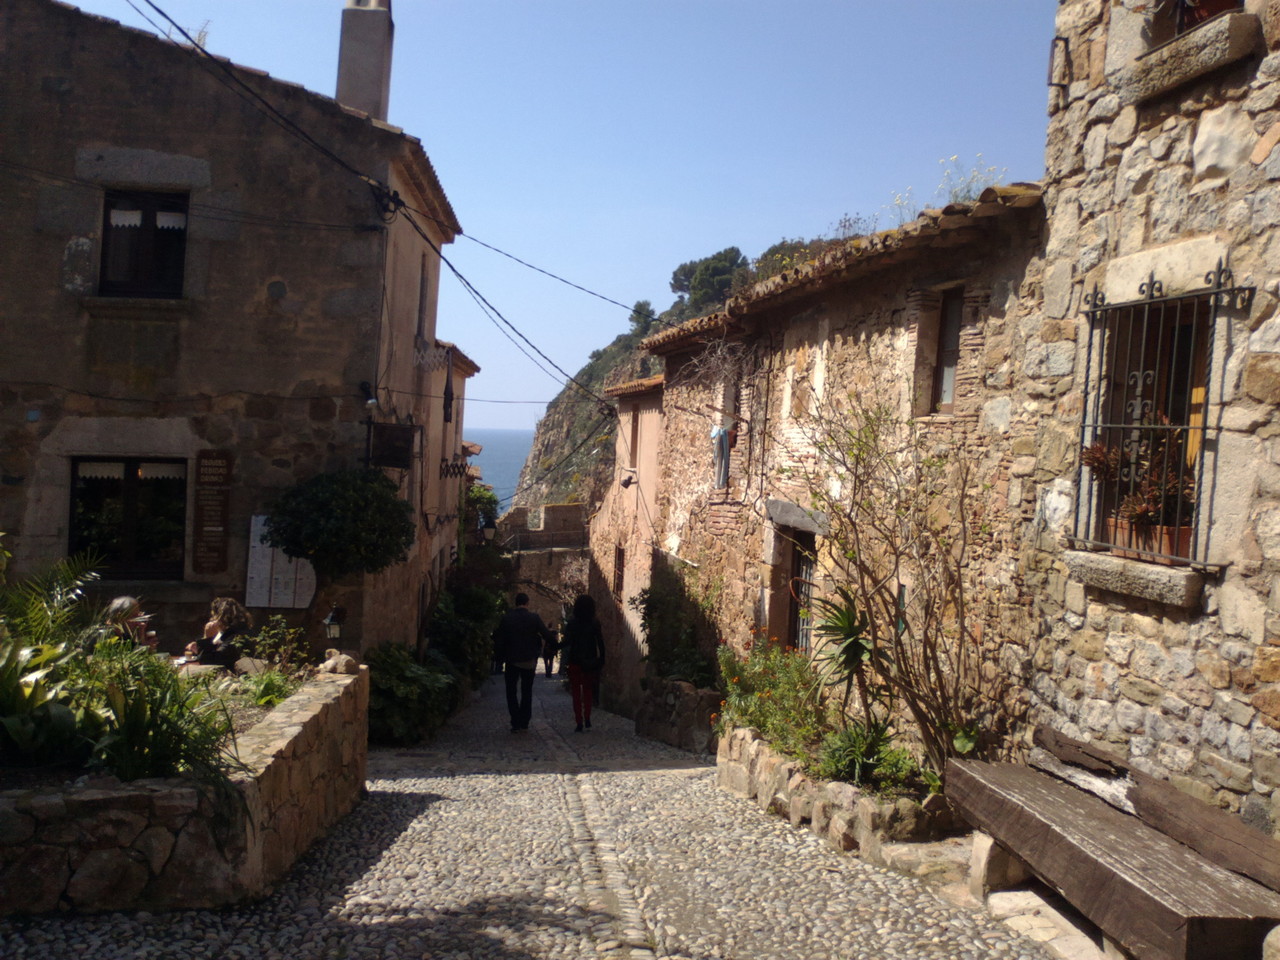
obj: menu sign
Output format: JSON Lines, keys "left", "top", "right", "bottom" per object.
{"left": 192, "top": 451, "right": 232, "bottom": 574}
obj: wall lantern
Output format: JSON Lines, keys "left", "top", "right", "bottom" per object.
{"left": 482, "top": 518, "right": 497, "bottom": 542}
{"left": 322, "top": 603, "right": 346, "bottom": 642}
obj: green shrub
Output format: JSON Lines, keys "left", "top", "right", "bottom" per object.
{"left": 427, "top": 586, "right": 502, "bottom": 689}
{"left": 715, "top": 640, "right": 827, "bottom": 761}
{"left": 261, "top": 469, "right": 415, "bottom": 580}
{"left": 815, "top": 723, "right": 925, "bottom": 796}
{"left": 365, "top": 643, "right": 460, "bottom": 745}
{"left": 237, "top": 668, "right": 302, "bottom": 707}
{"left": 241, "top": 615, "right": 310, "bottom": 669}
{"left": 84, "top": 639, "right": 242, "bottom": 783}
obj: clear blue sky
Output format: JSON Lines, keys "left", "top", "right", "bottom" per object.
{"left": 69, "top": 0, "right": 1055, "bottom": 430}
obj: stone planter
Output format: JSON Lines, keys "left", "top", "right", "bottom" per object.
{"left": 0, "top": 669, "right": 369, "bottom": 915}
{"left": 715, "top": 726, "right": 960, "bottom": 872}
{"left": 634, "top": 675, "right": 720, "bottom": 753}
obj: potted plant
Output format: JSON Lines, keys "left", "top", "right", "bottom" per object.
{"left": 1080, "top": 421, "right": 1196, "bottom": 564}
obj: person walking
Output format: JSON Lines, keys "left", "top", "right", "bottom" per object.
{"left": 492, "top": 592, "right": 553, "bottom": 732}
{"left": 561, "top": 594, "right": 605, "bottom": 733}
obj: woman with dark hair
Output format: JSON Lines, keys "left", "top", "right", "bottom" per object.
{"left": 561, "top": 594, "right": 605, "bottom": 732}
{"left": 186, "top": 596, "right": 252, "bottom": 669}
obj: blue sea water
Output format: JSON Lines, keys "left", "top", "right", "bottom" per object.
{"left": 466, "top": 428, "right": 535, "bottom": 508}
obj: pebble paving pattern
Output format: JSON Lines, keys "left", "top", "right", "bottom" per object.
{"left": 0, "top": 674, "right": 1052, "bottom": 959}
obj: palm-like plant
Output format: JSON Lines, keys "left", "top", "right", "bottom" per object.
{"left": 810, "top": 586, "right": 889, "bottom": 725}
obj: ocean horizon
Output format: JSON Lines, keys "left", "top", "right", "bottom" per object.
{"left": 465, "top": 427, "right": 535, "bottom": 509}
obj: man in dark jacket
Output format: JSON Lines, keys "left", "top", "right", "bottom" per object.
{"left": 492, "top": 593, "right": 554, "bottom": 732}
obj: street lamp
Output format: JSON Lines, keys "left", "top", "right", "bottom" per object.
{"left": 482, "top": 518, "right": 497, "bottom": 543}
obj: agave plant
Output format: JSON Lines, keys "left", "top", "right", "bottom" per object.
{"left": 810, "top": 586, "right": 891, "bottom": 726}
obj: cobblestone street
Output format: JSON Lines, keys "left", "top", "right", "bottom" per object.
{"left": 0, "top": 676, "right": 1050, "bottom": 960}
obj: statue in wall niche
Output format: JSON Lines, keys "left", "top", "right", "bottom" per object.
{"left": 320, "top": 648, "right": 360, "bottom": 674}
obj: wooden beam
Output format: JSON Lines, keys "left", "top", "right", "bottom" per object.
{"left": 1032, "top": 726, "right": 1280, "bottom": 895}
{"left": 948, "top": 760, "right": 1280, "bottom": 960}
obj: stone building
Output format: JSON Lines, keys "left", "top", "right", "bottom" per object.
{"left": 590, "top": 188, "right": 1047, "bottom": 725}
{"left": 1027, "top": 0, "right": 1280, "bottom": 825}
{"left": 0, "top": 0, "right": 475, "bottom": 651}
{"left": 593, "top": 0, "right": 1280, "bottom": 825}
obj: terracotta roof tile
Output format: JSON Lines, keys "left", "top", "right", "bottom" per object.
{"left": 603, "top": 375, "right": 665, "bottom": 398}
{"left": 641, "top": 183, "right": 1042, "bottom": 355}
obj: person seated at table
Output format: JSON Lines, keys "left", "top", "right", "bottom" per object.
{"left": 184, "top": 597, "right": 252, "bottom": 669}
{"left": 102, "top": 596, "right": 158, "bottom": 651}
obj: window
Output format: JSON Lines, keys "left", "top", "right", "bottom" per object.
{"left": 1149, "top": 0, "right": 1242, "bottom": 44}
{"left": 99, "top": 190, "right": 188, "bottom": 298}
{"left": 931, "top": 289, "right": 964, "bottom": 414}
{"left": 416, "top": 252, "right": 430, "bottom": 341}
{"left": 1074, "top": 266, "right": 1252, "bottom": 564}
{"left": 612, "top": 545, "right": 625, "bottom": 600}
{"left": 787, "top": 531, "right": 816, "bottom": 652}
{"left": 70, "top": 458, "right": 187, "bottom": 579}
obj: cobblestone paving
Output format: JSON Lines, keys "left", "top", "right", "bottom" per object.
{"left": 0, "top": 675, "right": 1051, "bottom": 960}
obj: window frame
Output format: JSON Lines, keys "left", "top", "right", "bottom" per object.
{"left": 69, "top": 456, "right": 189, "bottom": 580}
{"left": 99, "top": 189, "right": 189, "bottom": 299}
{"left": 931, "top": 288, "right": 964, "bottom": 415}
{"left": 1072, "top": 263, "right": 1253, "bottom": 565}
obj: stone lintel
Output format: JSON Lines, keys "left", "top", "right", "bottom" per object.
{"left": 765, "top": 498, "right": 829, "bottom": 535}
{"left": 1119, "top": 13, "right": 1262, "bottom": 105}
{"left": 1063, "top": 550, "right": 1204, "bottom": 609}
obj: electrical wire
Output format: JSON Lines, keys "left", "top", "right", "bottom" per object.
{"left": 496, "top": 411, "right": 614, "bottom": 507}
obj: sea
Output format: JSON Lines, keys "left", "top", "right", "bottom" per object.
{"left": 466, "top": 427, "right": 535, "bottom": 510}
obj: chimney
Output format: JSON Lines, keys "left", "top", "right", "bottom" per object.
{"left": 336, "top": 0, "right": 394, "bottom": 121}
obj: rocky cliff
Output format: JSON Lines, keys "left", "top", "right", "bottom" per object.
{"left": 511, "top": 330, "right": 655, "bottom": 512}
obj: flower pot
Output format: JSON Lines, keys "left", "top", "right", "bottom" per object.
{"left": 1105, "top": 518, "right": 1193, "bottom": 565}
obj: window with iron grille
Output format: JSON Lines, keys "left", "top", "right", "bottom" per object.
{"left": 787, "top": 531, "right": 816, "bottom": 653}
{"left": 99, "top": 191, "right": 188, "bottom": 298}
{"left": 1073, "top": 263, "right": 1253, "bottom": 564}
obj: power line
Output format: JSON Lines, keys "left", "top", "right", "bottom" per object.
{"left": 496, "top": 411, "right": 614, "bottom": 507}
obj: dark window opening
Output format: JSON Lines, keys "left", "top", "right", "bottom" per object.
{"left": 70, "top": 457, "right": 187, "bottom": 579}
{"left": 1147, "top": 0, "right": 1242, "bottom": 45}
{"left": 100, "top": 190, "right": 188, "bottom": 298}
{"left": 612, "top": 545, "right": 625, "bottom": 601}
{"left": 931, "top": 289, "right": 963, "bottom": 414}
{"left": 416, "top": 253, "right": 430, "bottom": 340}
{"left": 787, "top": 531, "right": 816, "bottom": 653}
{"left": 628, "top": 404, "right": 640, "bottom": 470}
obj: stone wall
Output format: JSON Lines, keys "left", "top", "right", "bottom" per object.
{"left": 0, "top": 669, "right": 368, "bottom": 915}
{"left": 1022, "top": 0, "right": 1280, "bottom": 826}
{"left": 716, "top": 728, "right": 958, "bottom": 871}
{"left": 634, "top": 676, "right": 719, "bottom": 754}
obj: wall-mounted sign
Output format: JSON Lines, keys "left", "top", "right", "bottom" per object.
{"left": 192, "top": 451, "right": 233, "bottom": 574}
{"left": 370, "top": 422, "right": 418, "bottom": 470}
{"left": 245, "top": 515, "right": 316, "bottom": 608}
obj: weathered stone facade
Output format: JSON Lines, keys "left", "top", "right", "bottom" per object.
{"left": 597, "top": 191, "right": 1047, "bottom": 749}
{"left": 593, "top": 1, "right": 1280, "bottom": 830}
{"left": 0, "top": 0, "right": 474, "bottom": 651}
{"left": 1025, "top": 0, "right": 1280, "bottom": 826}
{"left": 0, "top": 669, "right": 368, "bottom": 915}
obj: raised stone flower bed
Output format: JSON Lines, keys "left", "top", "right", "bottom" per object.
{"left": 0, "top": 668, "right": 368, "bottom": 915}
{"left": 716, "top": 726, "right": 964, "bottom": 879}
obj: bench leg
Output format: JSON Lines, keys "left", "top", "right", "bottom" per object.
{"left": 969, "top": 831, "right": 1030, "bottom": 901}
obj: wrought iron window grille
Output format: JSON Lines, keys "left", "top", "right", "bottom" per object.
{"left": 1070, "top": 261, "right": 1253, "bottom": 567}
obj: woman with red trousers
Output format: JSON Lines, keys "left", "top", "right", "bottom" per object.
{"left": 562, "top": 594, "right": 606, "bottom": 732}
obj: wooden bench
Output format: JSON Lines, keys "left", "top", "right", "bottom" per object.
{"left": 948, "top": 731, "right": 1280, "bottom": 960}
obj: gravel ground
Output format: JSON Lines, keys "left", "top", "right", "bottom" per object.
{"left": 0, "top": 674, "right": 1051, "bottom": 960}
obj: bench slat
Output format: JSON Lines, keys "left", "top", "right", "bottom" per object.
{"left": 948, "top": 760, "right": 1280, "bottom": 960}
